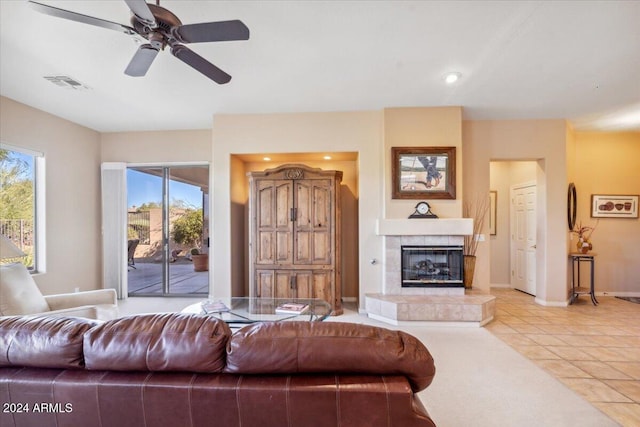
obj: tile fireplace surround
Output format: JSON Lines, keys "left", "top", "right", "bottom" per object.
{"left": 366, "top": 219, "right": 496, "bottom": 327}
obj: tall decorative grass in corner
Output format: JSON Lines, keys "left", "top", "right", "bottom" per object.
{"left": 462, "top": 193, "right": 489, "bottom": 288}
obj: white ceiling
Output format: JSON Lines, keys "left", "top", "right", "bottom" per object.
{"left": 1, "top": 0, "right": 639, "bottom": 133}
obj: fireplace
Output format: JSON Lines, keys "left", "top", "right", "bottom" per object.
{"left": 401, "top": 245, "right": 464, "bottom": 287}
{"left": 375, "top": 218, "right": 472, "bottom": 295}
{"left": 369, "top": 219, "right": 495, "bottom": 324}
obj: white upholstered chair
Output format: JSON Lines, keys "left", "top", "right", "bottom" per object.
{"left": 0, "top": 262, "right": 118, "bottom": 320}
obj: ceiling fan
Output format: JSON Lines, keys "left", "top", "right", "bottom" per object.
{"left": 29, "top": 0, "right": 250, "bottom": 84}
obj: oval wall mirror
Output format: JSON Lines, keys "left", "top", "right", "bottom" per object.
{"left": 567, "top": 182, "right": 577, "bottom": 231}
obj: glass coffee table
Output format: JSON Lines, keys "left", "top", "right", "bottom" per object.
{"left": 182, "top": 297, "right": 332, "bottom": 326}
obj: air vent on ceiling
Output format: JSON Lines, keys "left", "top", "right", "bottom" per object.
{"left": 43, "top": 75, "right": 90, "bottom": 90}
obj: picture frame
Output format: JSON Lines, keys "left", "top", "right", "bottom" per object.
{"left": 489, "top": 191, "right": 497, "bottom": 235}
{"left": 591, "top": 194, "right": 639, "bottom": 218}
{"left": 391, "top": 146, "right": 456, "bottom": 199}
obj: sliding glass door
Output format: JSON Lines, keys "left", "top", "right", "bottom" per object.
{"left": 126, "top": 165, "right": 209, "bottom": 296}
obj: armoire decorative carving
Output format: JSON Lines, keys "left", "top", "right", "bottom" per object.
{"left": 248, "top": 164, "right": 343, "bottom": 315}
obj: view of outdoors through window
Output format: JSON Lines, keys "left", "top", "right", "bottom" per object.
{"left": 126, "top": 166, "right": 209, "bottom": 296}
{"left": 0, "top": 147, "right": 36, "bottom": 270}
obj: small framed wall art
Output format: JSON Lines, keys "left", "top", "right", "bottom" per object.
{"left": 391, "top": 146, "right": 456, "bottom": 199}
{"left": 591, "top": 194, "right": 639, "bottom": 218}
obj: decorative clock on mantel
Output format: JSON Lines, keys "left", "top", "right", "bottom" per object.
{"left": 409, "top": 201, "right": 438, "bottom": 219}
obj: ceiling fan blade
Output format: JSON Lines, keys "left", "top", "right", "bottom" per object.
{"left": 29, "top": 0, "right": 136, "bottom": 35}
{"left": 170, "top": 44, "right": 231, "bottom": 84}
{"left": 124, "top": 44, "right": 159, "bottom": 77}
{"left": 124, "top": 0, "right": 157, "bottom": 28}
{"left": 172, "top": 20, "right": 250, "bottom": 44}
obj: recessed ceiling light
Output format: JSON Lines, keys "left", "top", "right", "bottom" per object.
{"left": 263, "top": 157, "right": 271, "bottom": 161}
{"left": 443, "top": 72, "right": 461, "bottom": 85}
{"left": 323, "top": 155, "right": 332, "bottom": 160}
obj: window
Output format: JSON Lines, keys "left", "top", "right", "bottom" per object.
{"left": 0, "top": 144, "right": 45, "bottom": 272}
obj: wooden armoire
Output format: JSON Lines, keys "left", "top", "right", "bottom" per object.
{"left": 248, "top": 164, "right": 343, "bottom": 315}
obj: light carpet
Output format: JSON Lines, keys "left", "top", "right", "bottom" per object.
{"left": 412, "top": 327, "right": 616, "bottom": 427}
{"left": 119, "top": 297, "right": 617, "bottom": 426}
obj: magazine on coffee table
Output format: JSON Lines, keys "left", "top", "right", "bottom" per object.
{"left": 201, "top": 300, "right": 230, "bottom": 314}
{"left": 275, "top": 302, "right": 309, "bottom": 315}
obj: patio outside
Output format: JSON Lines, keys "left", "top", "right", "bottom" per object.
{"left": 128, "top": 257, "right": 208, "bottom": 295}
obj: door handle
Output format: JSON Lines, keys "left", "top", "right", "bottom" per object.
{"left": 290, "top": 207, "right": 297, "bottom": 222}
{"left": 290, "top": 275, "right": 296, "bottom": 289}
{"left": 531, "top": 245, "right": 537, "bottom": 249}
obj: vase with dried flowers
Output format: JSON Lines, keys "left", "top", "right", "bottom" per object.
{"left": 572, "top": 220, "right": 598, "bottom": 254}
{"left": 463, "top": 194, "right": 490, "bottom": 288}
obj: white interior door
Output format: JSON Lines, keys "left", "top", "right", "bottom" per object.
{"left": 511, "top": 183, "right": 537, "bottom": 295}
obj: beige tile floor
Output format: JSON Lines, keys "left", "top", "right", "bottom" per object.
{"left": 487, "top": 288, "right": 640, "bottom": 426}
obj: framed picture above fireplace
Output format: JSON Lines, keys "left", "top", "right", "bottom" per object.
{"left": 392, "top": 146, "right": 456, "bottom": 199}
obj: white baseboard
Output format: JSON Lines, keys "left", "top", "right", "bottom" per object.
{"left": 490, "top": 283, "right": 511, "bottom": 289}
{"left": 535, "top": 297, "right": 569, "bottom": 307}
{"left": 598, "top": 292, "right": 640, "bottom": 297}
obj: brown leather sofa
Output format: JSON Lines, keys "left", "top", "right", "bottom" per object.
{"left": 0, "top": 313, "right": 436, "bottom": 427}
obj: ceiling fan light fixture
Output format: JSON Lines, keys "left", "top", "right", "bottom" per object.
{"left": 443, "top": 72, "right": 461, "bottom": 85}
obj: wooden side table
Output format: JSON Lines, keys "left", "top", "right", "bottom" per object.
{"left": 569, "top": 252, "right": 598, "bottom": 306}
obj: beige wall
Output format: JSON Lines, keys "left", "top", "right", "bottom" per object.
{"left": 384, "top": 107, "right": 463, "bottom": 218}
{"left": 100, "top": 130, "right": 211, "bottom": 163}
{"left": 230, "top": 155, "right": 247, "bottom": 297}
{"left": 212, "top": 112, "right": 383, "bottom": 307}
{"left": 0, "top": 97, "right": 102, "bottom": 294}
{"left": 572, "top": 131, "right": 640, "bottom": 293}
{"left": 463, "top": 119, "right": 569, "bottom": 304}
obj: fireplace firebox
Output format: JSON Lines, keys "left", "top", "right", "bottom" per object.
{"left": 401, "top": 246, "right": 464, "bottom": 287}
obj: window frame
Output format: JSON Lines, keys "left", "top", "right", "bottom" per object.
{"left": 0, "top": 143, "right": 46, "bottom": 273}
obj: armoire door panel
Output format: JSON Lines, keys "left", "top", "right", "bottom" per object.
{"left": 275, "top": 182, "right": 293, "bottom": 227}
{"left": 255, "top": 270, "right": 274, "bottom": 298}
{"left": 312, "top": 182, "right": 331, "bottom": 226}
{"left": 295, "top": 231, "right": 311, "bottom": 263}
{"left": 294, "top": 271, "right": 312, "bottom": 299}
{"left": 295, "top": 182, "right": 312, "bottom": 226}
{"left": 257, "top": 232, "right": 273, "bottom": 264}
{"left": 312, "top": 271, "right": 332, "bottom": 303}
{"left": 275, "top": 231, "right": 292, "bottom": 262}
{"left": 256, "top": 184, "right": 274, "bottom": 228}
{"left": 275, "top": 271, "right": 293, "bottom": 299}
{"left": 291, "top": 182, "right": 313, "bottom": 265}
{"left": 312, "top": 231, "right": 330, "bottom": 263}
{"left": 294, "top": 179, "right": 332, "bottom": 265}
{"left": 256, "top": 180, "right": 293, "bottom": 265}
